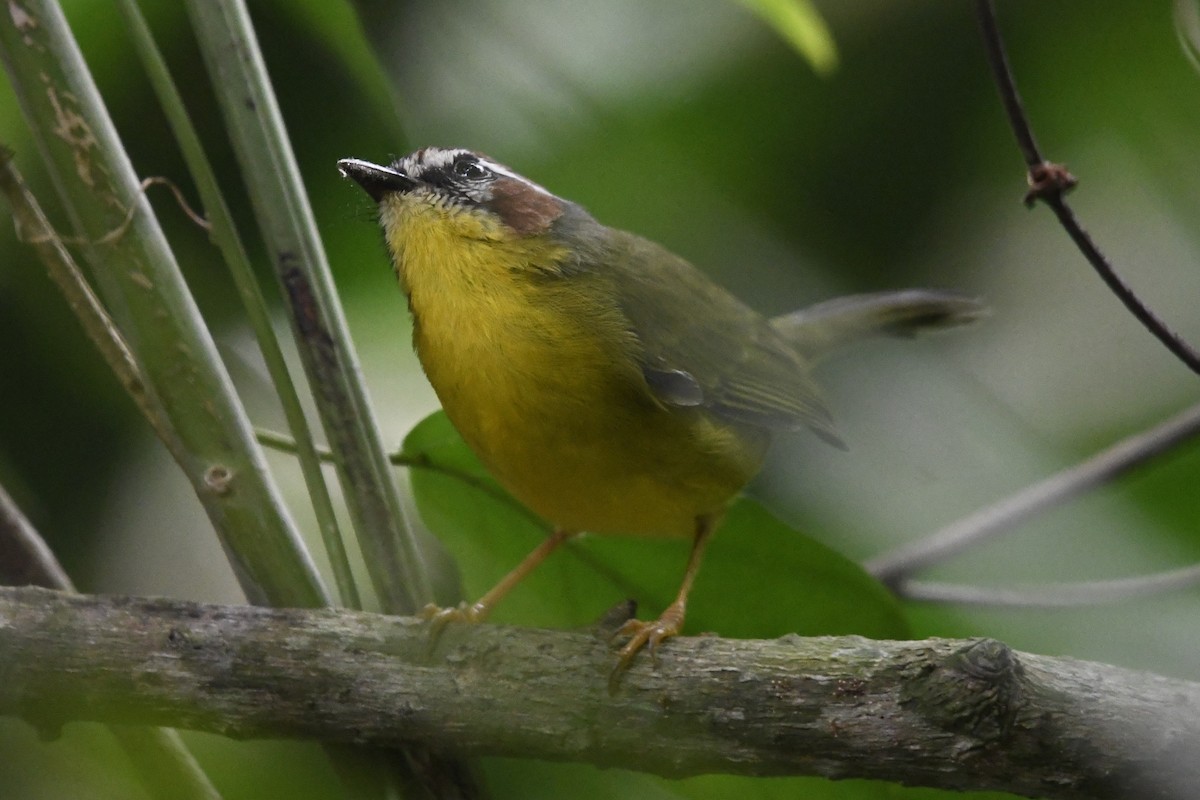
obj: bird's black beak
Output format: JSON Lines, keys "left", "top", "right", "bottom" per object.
{"left": 337, "top": 158, "right": 418, "bottom": 202}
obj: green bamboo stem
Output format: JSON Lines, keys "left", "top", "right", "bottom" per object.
{"left": 182, "top": 0, "right": 432, "bottom": 614}
{"left": 178, "top": 5, "right": 483, "bottom": 795}
{"left": 112, "top": 0, "right": 360, "bottom": 610}
{"left": 0, "top": 0, "right": 328, "bottom": 609}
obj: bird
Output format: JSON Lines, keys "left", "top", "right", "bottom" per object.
{"left": 338, "top": 147, "right": 982, "bottom": 673}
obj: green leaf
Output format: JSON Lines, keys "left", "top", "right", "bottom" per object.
{"left": 734, "top": 0, "right": 838, "bottom": 74}
{"left": 483, "top": 760, "right": 683, "bottom": 800}
{"left": 402, "top": 411, "right": 906, "bottom": 639}
{"left": 483, "top": 758, "right": 1026, "bottom": 800}
{"left": 670, "top": 773, "right": 893, "bottom": 800}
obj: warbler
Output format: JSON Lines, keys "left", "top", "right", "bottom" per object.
{"left": 339, "top": 148, "right": 981, "bottom": 670}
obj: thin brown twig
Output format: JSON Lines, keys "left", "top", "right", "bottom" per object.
{"left": 975, "top": 0, "right": 1200, "bottom": 375}
{"left": 99, "top": 176, "right": 211, "bottom": 241}
{"left": 11, "top": 176, "right": 209, "bottom": 247}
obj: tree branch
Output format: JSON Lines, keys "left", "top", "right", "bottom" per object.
{"left": 975, "top": 0, "right": 1200, "bottom": 375}
{"left": 0, "top": 587, "right": 1197, "bottom": 799}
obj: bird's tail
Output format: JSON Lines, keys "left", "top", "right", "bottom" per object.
{"left": 770, "top": 289, "right": 986, "bottom": 364}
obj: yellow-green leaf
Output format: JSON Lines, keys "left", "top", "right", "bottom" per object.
{"left": 735, "top": 0, "right": 838, "bottom": 74}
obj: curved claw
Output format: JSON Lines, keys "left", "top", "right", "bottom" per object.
{"left": 419, "top": 602, "right": 486, "bottom": 636}
{"left": 610, "top": 603, "right": 686, "bottom": 684}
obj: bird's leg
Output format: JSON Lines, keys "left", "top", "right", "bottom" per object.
{"left": 420, "top": 528, "right": 577, "bottom": 629}
{"left": 612, "top": 514, "right": 719, "bottom": 676}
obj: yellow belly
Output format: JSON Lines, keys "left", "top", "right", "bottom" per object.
{"left": 392, "top": 207, "right": 766, "bottom": 536}
{"left": 414, "top": 290, "right": 765, "bottom": 538}
{"left": 446, "top": 380, "right": 764, "bottom": 537}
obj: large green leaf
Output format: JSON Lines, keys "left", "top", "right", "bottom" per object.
{"left": 401, "top": 411, "right": 906, "bottom": 640}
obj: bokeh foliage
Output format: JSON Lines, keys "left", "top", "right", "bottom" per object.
{"left": 2, "top": 1, "right": 1200, "bottom": 798}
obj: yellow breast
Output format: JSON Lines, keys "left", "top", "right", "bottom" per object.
{"left": 384, "top": 200, "right": 763, "bottom": 537}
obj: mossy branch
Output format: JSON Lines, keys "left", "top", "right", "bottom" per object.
{"left": 1, "top": 586, "right": 1197, "bottom": 800}
{"left": 0, "top": 485, "right": 222, "bottom": 800}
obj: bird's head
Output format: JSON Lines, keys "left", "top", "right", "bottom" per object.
{"left": 338, "top": 148, "right": 568, "bottom": 243}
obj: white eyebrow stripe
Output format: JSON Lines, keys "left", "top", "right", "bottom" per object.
{"left": 394, "top": 148, "right": 556, "bottom": 199}
{"left": 476, "top": 157, "right": 553, "bottom": 195}
{"left": 395, "top": 148, "right": 468, "bottom": 175}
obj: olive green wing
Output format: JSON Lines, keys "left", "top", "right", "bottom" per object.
{"left": 606, "top": 231, "right": 843, "bottom": 446}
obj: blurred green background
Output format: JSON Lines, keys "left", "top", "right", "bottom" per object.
{"left": 3, "top": 0, "right": 1200, "bottom": 798}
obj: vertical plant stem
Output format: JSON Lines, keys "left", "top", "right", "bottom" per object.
{"left": 180, "top": 1, "right": 480, "bottom": 796}
{"left": 183, "top": 0, "right": 432, "bottom": 614}
{"left": 113, "top": 0, "right": 360, "bottom": 610}
{"left": 0, "top": 0, "right": 328, "bottom": 608}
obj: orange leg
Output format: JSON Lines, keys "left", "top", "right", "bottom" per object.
{"left": 612, "top": 514, "right": 719, "bottom": 676}
{"left": 420, "top": 528, "right": 577, "bottom": 628}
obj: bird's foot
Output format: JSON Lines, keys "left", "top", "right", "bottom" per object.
{"left": 419, "top": 601, "right": 488, "bottom": 636}
{"left": 609, "top": 602, "right": 686, "bottom": 686}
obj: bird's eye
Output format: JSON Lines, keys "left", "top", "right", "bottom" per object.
{"left": 452, "top": 157, "right": 490, "bottom": 181}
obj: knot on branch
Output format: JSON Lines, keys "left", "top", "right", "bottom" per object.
{"left": 1024, "top": 161, "right": 1077, "bottom": 208}
{"left": 901, "top": 638, "right": 1024, "bottom": 743}
{"left": 203, "top": 464, "right": 233, "bottom": 495}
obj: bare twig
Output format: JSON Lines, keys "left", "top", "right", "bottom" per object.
{"left": 91, "top": 177, "right": 211, "bottom": 244}
{"left": 256, "top": 426, "right": 548, "bottom": 528}
{"left": 976, "top": 0, "right": 1200, "bottom": 374}
{"left": 1, "top": 586, "right": 1198, "bottom": 800}
{"left": 0, "top": 483, "right": 73, "bottom": 591}
{"left": 894, "top": 562, "right": 1200, "bottom": 608}
{"left": 868, "top": 401, "right": 1200, "bottom": 582}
